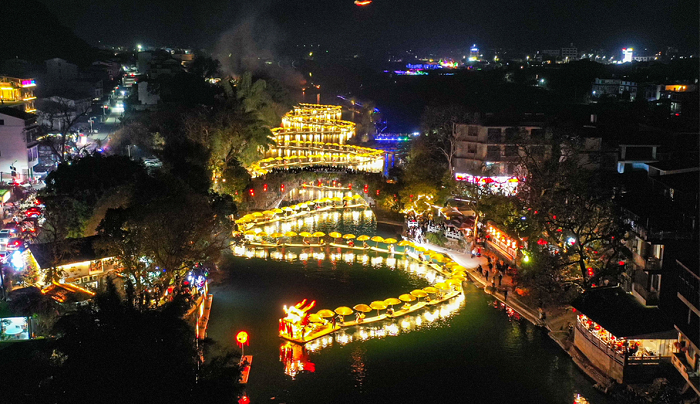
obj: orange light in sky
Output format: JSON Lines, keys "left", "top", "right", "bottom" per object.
{"left": 354, "top": 0, "right": 372, "bottom": 6}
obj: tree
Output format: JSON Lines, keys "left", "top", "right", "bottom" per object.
{"left": 97, "top": 173, "right": 234, "bottom": 300}
{"left": 518, "top": 132, "right": 628, "bottom": 289}
{"left": 419, "top": 104, "right": 472, "bottom": 175}
{"left": 37, "top": 278, "right": 243, "bottom": 404}
{"left": 37, "top": 96, "right": 92, "bottom": 162}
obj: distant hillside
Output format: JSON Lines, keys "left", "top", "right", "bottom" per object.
{"left": 0, "top": 0, "right": 98, "bottom": 67}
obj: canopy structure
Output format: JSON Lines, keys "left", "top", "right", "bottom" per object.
{"left": 316, "top": 309, "right": 335, "bottom": 318}
{"left": 335, "top": 306, "right": 354, "bottom": 316}
{"left": 399, "top": 294, "right": 416, "bottom": 302}
{"left": 357, "top": 235, "right": 370, "bottom": 241}
{"left": 384, "top": 297, "right": 401, "bottom": 307}
{"left": 329, "top": 232, "right": 342, "bottom": 239}
{"left": 342, "top": 234, "right": 356, "bottom": 239}
{"left": 410, "top": 289, "right": 428, "bottom": 298}
{"left": 423, "top": 286, "right": 438, "bottom": 294}
{"left": 353, "top": 304, "right": 372, "bottom": 313}
{"left": 312, "top": 231, "right": 326, "bottom": 238}
{"left": 433, "top": 282, "right": 450, "bottom": 291}
{"left": 384, "top": 238, "right": 398, "bottom": 244}
{"left": 284, "top": 231, "right": 298, "bottom": 237}
{"left": 397, "top": 240, "right": 412, "bottom": 247}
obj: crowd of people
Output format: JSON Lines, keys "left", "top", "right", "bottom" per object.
{"left": 269, "top": 166, "right": 364, "bottom": 175}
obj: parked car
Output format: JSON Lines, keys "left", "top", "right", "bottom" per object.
{"left": 3, "top": 222, "right": 22, "bottom": 234}
{"left": 0, "top": 251, "right": 9, "bottom": 263}
{"left": 0, "top": 229, "right": 12, "bottom": 246}
{"left": 6, "top": 238, "right": 23, "bottom": 250}
{"left": 24, "top": 207, "right": 42, "bottom": 218}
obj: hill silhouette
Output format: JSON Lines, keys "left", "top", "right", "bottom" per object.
{"left": 1, "top": 0, "right": 97, "bottom": 67}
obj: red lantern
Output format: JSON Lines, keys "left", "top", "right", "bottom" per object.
{"left": 249, "top": 189, "right": 255, "bottom": 197}
{"left": 281, "top": 184, "right": 285, "bottom": 192}
{"left": 263, "top": 184, "right": 268, "bottom": 192}
{"left": 236, "top": 331, "right": 249, "bottom": 346}
{"left": 376, "top": 189, "right": 380, "bottom": 196}
{"left": 348, "top": 184, "right": 352, "bottom": 190}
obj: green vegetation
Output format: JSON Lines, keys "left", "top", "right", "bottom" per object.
{"left": 0, "top": 279, "right": 242, "bottom": 404}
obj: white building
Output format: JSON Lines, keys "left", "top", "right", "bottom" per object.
{"left": 561, "top": 46, "right": 579, "bottom": 61}
{"left": 0, "top": 108, "right": 40, "bottom": 181}
{"left": 452, "top": 117, "right": 548, "bottom": 186}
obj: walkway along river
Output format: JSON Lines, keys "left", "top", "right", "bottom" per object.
{"left": 207, "top": 205, "right": 614, "bottom": 404}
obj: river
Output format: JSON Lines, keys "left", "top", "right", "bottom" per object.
{"left": 208, "top": 209, "right": 614, "bottom": 404}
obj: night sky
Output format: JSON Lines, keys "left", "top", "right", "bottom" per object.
{"left": 39, "top": 0, "right": 698, "bottom": 54}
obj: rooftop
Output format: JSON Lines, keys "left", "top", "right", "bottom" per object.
{"left": 28, "top": 236, "right": 110, "bottom": 269}
{"left": 572, "top": 286, "right": 676, "bottom": 339}
{"left": 0, "top": 107, "right": 36, "bottom": 121}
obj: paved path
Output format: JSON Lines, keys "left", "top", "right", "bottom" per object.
{"left": 413, "top": 240, "right": 547, "bottom": 327}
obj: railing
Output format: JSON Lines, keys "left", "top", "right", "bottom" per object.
{"left": 426, "top": 225, "right": 464, "bottom": 240}
{"left": 576, "top": 322, "right": 625, "bottom": 365}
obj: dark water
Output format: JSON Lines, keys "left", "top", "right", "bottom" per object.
{"left": 211, "top": 208, "right": 613, "bottom": 403}
{"left": 208, "top": 255, "right": 614, "bottom": 404}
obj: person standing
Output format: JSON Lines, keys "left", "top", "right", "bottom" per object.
{"left": 497, "top": 272, "right": 503, "bottom": 287}
{"left": 503, "top": 288, "right": 508, "bottom": 301}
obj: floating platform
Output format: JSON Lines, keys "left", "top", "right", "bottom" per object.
{"left": 280, "top": 290, "right": 462, "bottom": 344}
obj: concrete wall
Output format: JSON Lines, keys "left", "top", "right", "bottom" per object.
{"left": 574, "top": 326, "right": 625, "bottom": 383}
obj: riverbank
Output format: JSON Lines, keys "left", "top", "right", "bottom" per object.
{"left": 416, "top": 240, "right": 617, "bottom": 392}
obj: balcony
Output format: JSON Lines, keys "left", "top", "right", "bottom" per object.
{"left": 672, "top": 352, "right": 700, "bottom": 396}
{"left": 645, "top": 257, "right": 662, "bottom": 271}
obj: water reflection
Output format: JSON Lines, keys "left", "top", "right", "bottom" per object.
{"left": 280, "top": 294, "right": 466, "bottom": 378}
{"left": 250, "top": 207, "right": 377, "bottom": 237}
{"left": 350, "top": 345, "right": 367, "bottom": 393}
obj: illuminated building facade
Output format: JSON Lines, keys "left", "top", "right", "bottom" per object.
{"left": 452, "top": 119, "right": 548, "bottom": 187}
{"left": 272, "top": 104, "right": 355, "bottom": 145}
{"left": 0, "top": 76, "right": 37, "bottom": 113}
{"left": 485, "top": 222, "right": 523, "bottom": 262}
{"left": 468, "top": 45, "right": 479, "bottom": 61}
{"left": 622, "top": 48, "right": 634, "bottom": 63}
{"left": 26, "top": 236, "right": 118, "bottom": 290}
{"left": 249, "top": 104, "right": 384, "bottom": 177}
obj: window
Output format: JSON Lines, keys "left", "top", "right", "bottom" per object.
{"left": 530, "top": 129, "right": 544, "bottom": 140}
{"left": 467, "top": 144, "right": 477, "bottom": 154}
{"left": 504, "top": 146, "right": 518, "bottom": 157}
{"left": 0, "top": 119, "right": 4, "bottom": 125}
{"left": 486, "top": 145, "right": 501, "bottom": 159}
{"left": 505, "top": 128, "right": 519, "bottom": 142}
{"left": 468, "top": 126, "right": 478, "bottom": 137}
{"left": 487, "top": 128, "right": 502, "bottom": 143}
